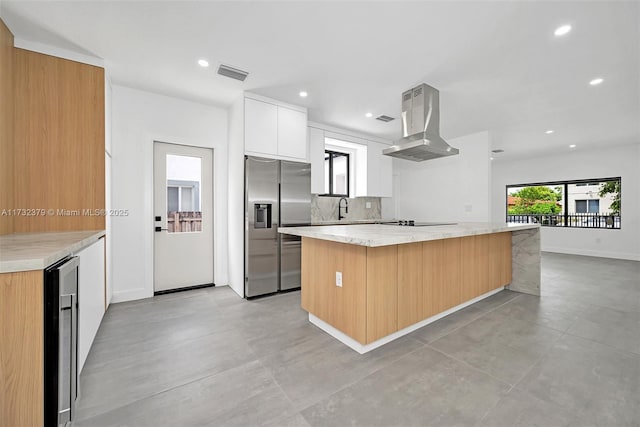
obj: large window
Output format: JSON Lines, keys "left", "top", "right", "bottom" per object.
{"left": 323, "top": 150, "right": 349, "bottom": 197}
{"left": 506, "top": 177, "right": 621, "bottom": 229}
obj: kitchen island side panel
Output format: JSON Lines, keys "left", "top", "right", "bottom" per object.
{"left": 423, "top": 239, "right": 446, "bottom": 317}
{"left": 301, "top": 231, "right": 518, "bottom": 348}
{"left": 301, "top": 237, "right": 367, "bottom": 343}
{"left": 509, "top": 228, "right": 541, "bottom": 295}
{"left": 461, "top": 236, "right": 485, "bottom": 301}
{"left": 442, "top": 238, "right": 463, "bottom": 311}
{"left": 0, "top": 270, "right": 44, "bottom": 427}
{"left": 489, "top": 232, "right": 512, "bottom": 289}
{"left": 397, "top": 242, "right": 424, "bottom": 329}
{"left": 366, "top": 245, "right": 398, "bottom": 343}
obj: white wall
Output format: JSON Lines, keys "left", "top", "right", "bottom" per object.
{"left": 392, "top": 131, "right": 492, "bottom": 222}
{"left": 492, "top": 143, "right": 640, "bottom": 260}
{"left": 111, "top": 85, "right": 229, "bottom": 302}
{"left": 105, "top": 73, "right": 113, "bottom": 306}
{"left": 227, "top": 97, "right": 245, "bottom": 297}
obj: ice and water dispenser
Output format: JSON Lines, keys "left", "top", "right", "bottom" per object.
{"left": 254, "top": 203, "right": 272, "bottom": 229}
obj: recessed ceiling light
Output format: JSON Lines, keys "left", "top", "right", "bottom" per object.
{"left": 545, "top": 130, "right": 554, "bottom": 134}
{"left": 554, "top": 24, "right": 572, "bottom": 36}
{"left": 589, "top": 78, "right": 604, "bottom": 86}
{"left": 197, "top": 59, "right": 209, "bottom": 68}
{"left": 569, "top": 144, "right": 577, "bottom": 148}
{"left": 299, "top": 91, "right": 308, "bottom": 98}
{"left": 490, "top": 157, "right": 494, "bottom": 161}
{"left": 365, "top": 112, "right": 373, "bottom": 118}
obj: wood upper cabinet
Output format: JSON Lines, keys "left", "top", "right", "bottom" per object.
{"left": 13, "top": 48, "right": 105, "bottom": 233}
{"left": 244, "top": 96, "right": 308, "bottom": 161}
{"left": 0, "top": 20, "right": 14, "bottom": 235}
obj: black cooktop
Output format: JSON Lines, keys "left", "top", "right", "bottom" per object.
{"left": 379, "top": 220, "right": 457, "bottom": 227}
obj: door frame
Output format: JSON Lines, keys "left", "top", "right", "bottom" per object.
{"left": 152, "top": 140, "right": 215, "bottom": 293}
{"left": 149, "top": 137, "right": 216, "bottom": 298}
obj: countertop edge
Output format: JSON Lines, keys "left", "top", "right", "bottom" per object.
{"left": 0, "top": 230, "right": 106, "bottom": 274}
{"left": 278, "top": 224, "right": 539, "bottom": 247}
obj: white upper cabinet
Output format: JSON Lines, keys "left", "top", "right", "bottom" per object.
{"left": 244, "top": 97, "right": 278, "bottom": 156}
{"left": 277, "top": 107, "right": 307, "bottom": 160}
{"left": 367, "top": 141, "right": 393, "bottom": 197}
{"left": 308, "top": 127, "right": 325, "bottom": 194}
{"left": 244, "top": 95, "right": 308, "bottom": 161}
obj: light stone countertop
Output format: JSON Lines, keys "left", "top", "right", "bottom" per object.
{"left": 0, "top": 230, "right": 106, "bottom": 273}
{"left": 279, "top": 222, "right": 539, "bottom": 247}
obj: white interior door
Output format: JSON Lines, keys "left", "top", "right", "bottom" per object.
{"left": 153, "top": 142, "right": 214, "bottom": 292}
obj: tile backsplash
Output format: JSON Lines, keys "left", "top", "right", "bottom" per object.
{"left": 311, "top": 195, "right": 381, "bottom": 222}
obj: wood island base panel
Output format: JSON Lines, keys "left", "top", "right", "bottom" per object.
{"left": 298, "top": 226, "right": 540, "bottom": 353}
{"left": 309, "top": 287, "right": 504, "bottom": 354}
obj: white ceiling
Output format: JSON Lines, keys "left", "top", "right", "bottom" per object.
{"left": 2, "top": 1, "right": 638, "bottom": 160}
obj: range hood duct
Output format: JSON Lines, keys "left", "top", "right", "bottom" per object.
{"left": 383, "top": 83, "right": 459, "bottom": 162}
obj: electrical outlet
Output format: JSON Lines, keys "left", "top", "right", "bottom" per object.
{"left": 336, "top": 271, "right": 343, "bottom": 287}
{"left": 366, "top": 202, "right": 371, "bottom": 209}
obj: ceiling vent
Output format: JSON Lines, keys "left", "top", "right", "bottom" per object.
{"left": 217, "top": 64, "right": 249, "bottom": 81}
{"left": 491, "top": 149, "right": 505, "bottom": 153}
{"left": 376, "top": 115, "right": 395, "bottom": 122}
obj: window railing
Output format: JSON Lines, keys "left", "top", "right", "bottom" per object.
{"left": 507, "top": 213, "right": 620, "bottom": 229}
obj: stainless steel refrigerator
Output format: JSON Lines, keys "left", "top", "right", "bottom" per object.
{"left": 245, "top": 156, "right": 311, "bottom": 298}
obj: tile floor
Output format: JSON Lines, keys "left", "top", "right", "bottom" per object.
{"left": 74, "top": 253, "right": 640, "bottom": 426}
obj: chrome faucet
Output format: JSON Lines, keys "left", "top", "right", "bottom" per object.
{"left": 338, "top": 197, "right": 349, "bottom": 220}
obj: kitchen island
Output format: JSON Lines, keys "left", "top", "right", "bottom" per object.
{"left": 279, "top": 222, "right": 540, "bottom": 353}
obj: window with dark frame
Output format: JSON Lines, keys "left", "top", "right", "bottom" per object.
{"left": 323, "top": 150, "right": 349, "bottom": 197}
{"left": 506, "top": 177, "right": 621, "bottom": 229}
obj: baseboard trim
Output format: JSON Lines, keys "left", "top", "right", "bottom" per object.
{"left": 543, "top": 247, "right": 640, "bottom": 261}
{"left": 309, "top": 287, "right": 505, "bottom": 354}
{"left": 154, "top": 283, "right": 215, "bottom": 296}
{"left": 111, "top": 288, "right": 152, "bottom": 303}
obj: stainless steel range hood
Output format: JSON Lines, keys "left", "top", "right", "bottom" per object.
{"left": 383, "top": 84, "right": 459, "bottom": 161}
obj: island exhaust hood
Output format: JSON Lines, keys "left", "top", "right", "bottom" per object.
{"left": 383, "top": 83, "right": 459, "bottom": 162}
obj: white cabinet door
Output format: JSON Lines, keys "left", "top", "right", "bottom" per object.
{"left": 77, "top": 238, "right": 106, "bottom": 374}
{"left": 245, "top": 98, "right": 278, "bottom": 156}
{"left": 367, "top": 142, "right": 393, "bottom": 197}
{"left": 308, "top": 127, "right": 325, "bottom": 194}
{"left": 277, "top": 106, "right": 307, "bottom": 160}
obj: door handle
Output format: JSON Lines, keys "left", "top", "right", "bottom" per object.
{"left": 155, "top": 226, "right": 168, "bottom": 232}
